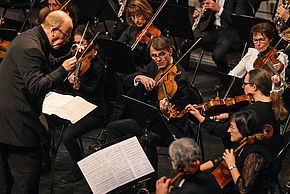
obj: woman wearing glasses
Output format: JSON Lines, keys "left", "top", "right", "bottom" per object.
{"left": 228, "top": 22, "right": 288, "bottom": 93}
{"left": 186, "top": 69, "right": 288, "bottom": 158}
{"left": 118, "top": 0, "right": 160, "bottom": 71}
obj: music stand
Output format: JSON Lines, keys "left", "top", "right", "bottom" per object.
{"left": 231, "top": 14, "right": 272, "bottom": 44}
{"left": 0, "top": 28, "right": 17, "bottom": 41}
{"left": 149, "top": 0, "right": 194, "bottom": 40}
{"left": 97, "top": 37, "right": 135, "bottom": 74}
{"left": 121, "top": 95, "right": 175, "bottom": 143}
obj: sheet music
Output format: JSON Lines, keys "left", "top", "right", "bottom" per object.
{"left": 42, "top": 92, "right": 97, "bottom": 124}
{"left": 78, "top": 136, "right": 155, "bottom": 194}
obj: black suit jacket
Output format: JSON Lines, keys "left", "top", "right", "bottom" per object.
{"left": 0, "top": 26, "right": 67, "bottom": 147}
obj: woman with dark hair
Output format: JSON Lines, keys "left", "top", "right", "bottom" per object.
{"left": 54, "top": 24, "right": 106, "bottom": 183}
{"left": 187, "top": 68, "right": 288, "bottom": 157}
{"left": 200, "top": 109, "right": 274, "bottom": 194}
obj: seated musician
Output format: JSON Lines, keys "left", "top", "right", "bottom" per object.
{"left": 186, "top": 69, "right": 288, "bottom": 157}
{"left": 38, "top": 0, "right": 79, "bottom": 26}
{"left": 191, "top": 0, "right": 245, "bottom": 85}
{"left": 118, "top": 0, "right": 160, "bottom": 71}
{"left": 200, "top": 109, "right": 275, "bottom": 194}
{"left": 53, "top": 24, "right": 106, "bottom": 183}
{"left": 106, "top": 36, "right": 192, "bottom": 191}
{"left": 155, "top": 138, "right": 222, "bottom": 194}
{"left": 228, "top": 22, "right": 288, "bottom": 93}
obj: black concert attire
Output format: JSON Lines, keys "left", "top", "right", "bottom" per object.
{"left": 53, "top": 52, "right": 106, "bottom": 180}
{"left": 201, "top": 102, "right": 281, "bottom": 193}
{"left": 233, "top": 143, "right": 274, "bottom": 194}
{"left": 106, "top": 61, "right": 192, "bottom": 190}
{"left": 0, "top": 26, "right": 68, "bottom": 194}
{"left": 170, "top": 172, "right": 222, "bottom": 194}
{"left": 202, "top": 102, "right": 282, "bottom": 157}
{"left": 194, "top": 0, "right": 246, "bottom": 75}
{"left": 119, "top": 25, "right": 152, "bottom": 71}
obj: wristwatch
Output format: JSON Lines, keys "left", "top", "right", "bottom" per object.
{"left": 228, "top": 165, "right": 237, "bottom": 170}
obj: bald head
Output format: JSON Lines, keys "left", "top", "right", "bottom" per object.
{"left": 41, "top": 10, "right": 73, "bottom": 49}
{"left": 42, "top": 10, "right": 73, "bottom": 30}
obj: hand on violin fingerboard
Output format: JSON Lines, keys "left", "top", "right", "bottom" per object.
{"left": 135, "top": 75, "right": 156, "bottom": 91}
{"left": 185, "top": 104, "right": 205, "bottom": 123}
{"left": 156, "top": 176, "right": 172, "bottom": 194}
{"left": 62, "top": 56, "right": 77, "bottom": 72}
{"left": 159, "top": 98, "right": 171, "bottom": 113}
{"left": 210, "top": 113, "right": 229, "bottom": 122}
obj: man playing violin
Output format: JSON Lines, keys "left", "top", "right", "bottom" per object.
{"left": 156, "top": 137, "right": 222, "bottom": 194}
{"left": 0, "top": 10, "right": 75, "bottom": 194}
{"left": 106, "top": 36, "right": 192, "bottom": 192}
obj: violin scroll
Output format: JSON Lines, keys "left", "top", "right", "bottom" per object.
{"left": 246, "top": 124, "right": 274, "bottom": 144}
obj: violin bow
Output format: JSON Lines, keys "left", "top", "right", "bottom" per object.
{"left": 131, "top": 0, "right": 168, "bottom": 50}
{"left": 74, "top": 22, "right": 90, "bottom": 58}
{"left": 75, "top": 31, "right": 100, "bottom": 77}
{"left": 60, "top": 0, "right": 72, "bottom": 10}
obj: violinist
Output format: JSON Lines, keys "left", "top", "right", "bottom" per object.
{"left": 0, "top": 11, "right": 75, "bottom": 194}
{"left": 228, "top": 22, "right": 288, "bottom": 93}
{"left": 156, "top": 138, "right": 222, "bottom": 194}
{"left": 38, "top": 0, "right": 79, "bottom": 26}
{"left": 200, "top": 109, "right": 275, "bottom": 194}
{"left": 186, "top": 69, "right": 288, "bottom": 157}
{"left": 118, "top": 0, "right": 160, "bottom": 70}
{"left": 106, "top": 36, "right": 191, "bottom": 192}
{"left": 53, "top": 24, "right": 106, "bottom": 183}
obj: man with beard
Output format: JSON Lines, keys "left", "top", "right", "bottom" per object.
{"left": 0, "top": 10, "right": 76, "bottom": 194}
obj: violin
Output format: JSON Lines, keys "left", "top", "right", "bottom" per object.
{"left": 168, "top": 94, "right": 255, "bottom": 119}
{"left": 210, "top": 124, "right": 274, "bottom": 189}
{"left": 135, "top": 25, "right": 161, "bottom": 45}
{"left": 154, "top": 63, "right": 181, "bottom": 101}
{"left": 253, "top": 47, "right": 284, "bottom": 74}
{"left": 72, "top": 49, "right": 97, "bottom": 90}
{"left": 0, "top": 40, "right": 10, "bottom": 59}
{"left": 169, "top": 160, "right": 200, "bottom": 188}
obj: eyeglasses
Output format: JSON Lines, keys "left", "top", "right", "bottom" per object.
{"left": 57, "top": 28, "right": 70, "bottom": 40}
{"left": 252, "top": 38, "right": 266, "bottom": 44}
{"left": 150, "top": 51, "right": 167, "bottom": 60}
{"left": 242, "top": 82, "right": 253, "bottom": 86}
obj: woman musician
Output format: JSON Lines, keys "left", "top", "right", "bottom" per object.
{"left": 186, "top": 69, "right": 288, "bottom": 158}
{"left": 200, "top": 109, "right": 275, "bottom": 194}
{"left": 228, "top": 22, "right": 288, "bottom": 93}
{"left": 119, "top": 0, "right": 161, "bottom": 70}
{"left": 54, "top": 24, "right": 106, "bottom": 182}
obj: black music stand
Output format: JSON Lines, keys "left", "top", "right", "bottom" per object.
{"left": 149, "top": 0, "right": 194, "bottom": 40}
{"left": 0, "top": 28, "right": 17, "bottom": 41}
{"left": 97, "top": 37, "right": 135, "bottom": 74}
{"left": 231, "top": 14, "right": 272, "bottom": 44}
{"left": 121, "top": 95, "right": 175, "bottom": 143}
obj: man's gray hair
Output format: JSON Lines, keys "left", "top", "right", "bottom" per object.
{"left": 169, "top": 138, "right": 201, "bottom": 168}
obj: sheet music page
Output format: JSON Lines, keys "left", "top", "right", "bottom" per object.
{"left": 42, "top": 92, "right": 74, "bottom": 115}
{"left": 42, "top": 92, "right": 97, "bottom": 124}
{"left": 78, "top": 136, "right": 155, "bottom": 194}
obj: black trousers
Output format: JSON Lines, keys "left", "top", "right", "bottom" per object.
{"left": 0, "top": 143, "right": 42, "bottom": 194}
{"left": 62, "top": 114, "right": 104, "bottom": 164}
